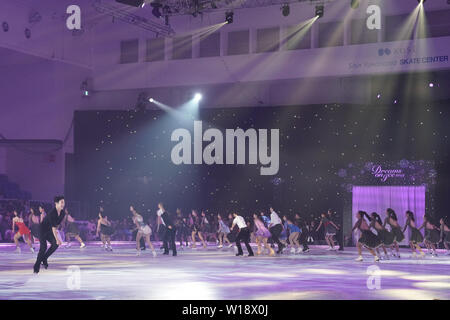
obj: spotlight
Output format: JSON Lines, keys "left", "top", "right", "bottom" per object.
{"left": 194, "top": 93, "right": 202, "bottom": 101}
{"left": 428, "top": 83, "right": 434, "bottom": 88}
{"left": 149, "top": 98, "right": 154, "bottom": 102}
{"left": 315, "top": 5, "right": 324, "bottom": 18}
{"left": 350, "top": 0, "right": 360, "bottom": 9}
{"left": 376, "top": 93, "right": 381, "bottom": 99}
{"left": 225, "top": 11, "right": 233, "bottom": 24}
{"left": 418, "top": 0, "right": 426, "bottom": 3}
{"left": 281, "top": 4, "right": 290, "bottom": 17}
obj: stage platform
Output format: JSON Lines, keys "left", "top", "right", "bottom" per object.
{"left": 0, "top": 242, "right": 449, "bottom": 300}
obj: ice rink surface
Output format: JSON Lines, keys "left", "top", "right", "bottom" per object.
{"left": 0, "top": 242, "right": 449, "bottom": 300}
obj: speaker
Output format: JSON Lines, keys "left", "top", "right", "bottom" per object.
{"left": 115, "top": 0, "right": 144, "bottom": 7}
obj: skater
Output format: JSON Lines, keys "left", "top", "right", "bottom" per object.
{"left": 253, "top": 213, "right": 275, "bottom": 256}
{"left": 33, "top": 196, "right": 66, "bottom": 273}
{"left": 351, "top": 211, "right": 381, "bottom": 262}
{"left": 419, "top": 213, "right": 440, "bottom": 257}
{"left": 28, "top": 207, "right": 41, "bottom": 244}
{"left": 189, "top": 210, "right": 207, "bottom": 249}
{"left": 439, "top": 217, "right": 450, "bottom": 255}
{"left": 12, "top": 210, "right": 34, "bottom": 253}
{"left": 316, "top": 212, "right": 339, "bottom": 251}
{"left": 200, "top": 211, "right": 213, "bottom": 245}
{"left": 268, "top": 207, "right": 285, "bottom": 254}
{"left": 175, "top": 209, "right": 189, "bottom": 248}
{"left": 63, "top": 209, "right": 86, "bottom": 248}
{"left": 96, "top": 208, "right": 113, "bottom": 251}
{"left": 328, "top": 209, "right": 343, "bottom": 251}
{"left": 158, "top": 203, "right": 177, "bottom": 256}
{"left": 280, "top": 215, "right": 289, "bottom": 249}
{"left": 294, "top": 213, "right": 309, "bottom": 253}
{"left": 38, "top": 204, "right": 47, "bottom": 221}
{"left": 369, "top": 212, "right": 395, "bottom": 260}
{"left": 231, "top": 212, "right": 254, "bottom": 257}
{"left": 260, "top": 212, "right": 271, "bottom": 228}
{"left": 402, "top": 211, "right": 425, "bottom": 258}
{"left": 217, "top": 214, "right": 232, "bottom": 248}
{"left": 285, "top": 216, "right": 302, "bottom": 254}
{"left": 383, "top": 208, "right": 405, "bottom": 258}
{"left": 131, "top": 205, "right": 156, "bottom": 257}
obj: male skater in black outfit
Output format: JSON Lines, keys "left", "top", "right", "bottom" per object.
{"left": 33, "top": 195, "right": 66, "bottom": 273}
{"left": 158, "top": 203, "right": 177, "bottom": 256}
{"left": 231, "top": 212, "right": 254, "bottom": 257}
{"left": 268, "top": 207, "right": 285, "bottom": 254}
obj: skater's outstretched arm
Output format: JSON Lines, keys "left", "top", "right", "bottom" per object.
{"left": 402, "top": 219, "right": 409, "bottom": 233}
{"left": 330, "top": 221, "right": 339, "bottom": 231}
{"left": 418, "top": 219, "right": 426, "bottom": 231}
{"left": 315, "top": 220, "right": 323, "bottom": 232}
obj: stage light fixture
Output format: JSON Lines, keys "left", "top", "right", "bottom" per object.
{"left": 351, "top": 0, "right": 360, "bottom": 9}
{"left": 81, "top": 80, "right": 90, "bottom": 97}
{"left": 281, "top": 4, "right": 290, "bottom": 17}
{"left": 152, "top": 3, "right": 163, "bottom": 19}
{"left": 225, "top": 11, "right": 234, "bottom": 24}
{"left": 149, "top": 98, "right": 154, "bottom": 102}
{"left": 115, "top": 0, "right": 145, "bottom": 7}
{"left": 429, "top": 83, "right": 434, "bottom": 88}
{"left": 194, "top": 93, "right": 202, "bottom": 101}
{"left": 315, "top": 5, "right": 324, "bottom": 18}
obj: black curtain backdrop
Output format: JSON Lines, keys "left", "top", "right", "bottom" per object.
{"left": 69, "top": 101, "right": 449, "bottom": 223}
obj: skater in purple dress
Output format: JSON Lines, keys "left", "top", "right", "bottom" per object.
{"left": 253, "top": 213, "right": 275, "bottom": 256}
